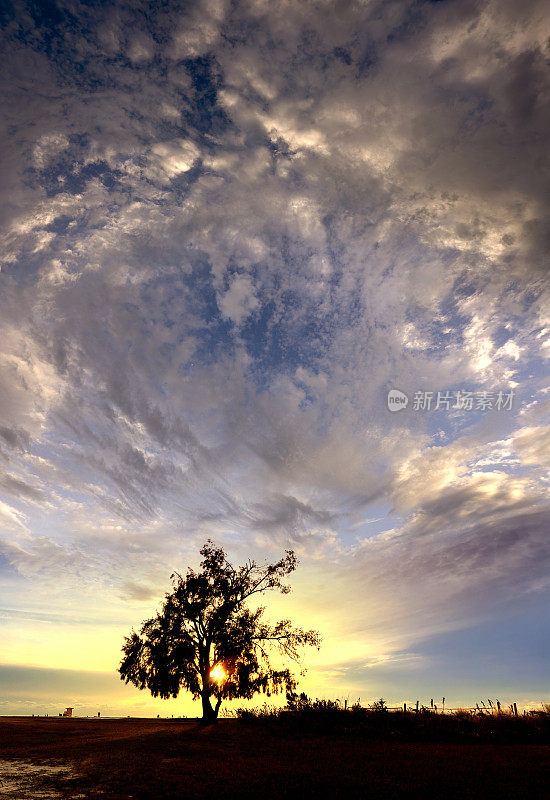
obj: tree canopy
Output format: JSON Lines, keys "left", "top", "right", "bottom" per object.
{"left": 118, "top": 540, "right": 321, "bottom": 721}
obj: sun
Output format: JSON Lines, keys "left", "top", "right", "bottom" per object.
{"left": 210, "top": 663, "right": 227, "bottom": 683}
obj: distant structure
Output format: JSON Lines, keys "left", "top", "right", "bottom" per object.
{"left": 62, "top": 707, "right": 74, "bottom": 717}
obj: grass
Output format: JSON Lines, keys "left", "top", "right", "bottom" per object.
{"left": 0, "top": 714, "right": 549, "bottom": 799}
{"left": 233, "top": 694, "right": 550, "bottom": 744}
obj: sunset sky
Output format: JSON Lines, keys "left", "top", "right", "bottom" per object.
{"left": 1, "top": 0, "right": 549, "bottom": 717}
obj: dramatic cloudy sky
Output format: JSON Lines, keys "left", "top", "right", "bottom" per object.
{"left": 1, "top": 0, "right": 549, "bottom": 716}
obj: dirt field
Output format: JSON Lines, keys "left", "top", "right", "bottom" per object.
{"left": 0, "top": 716, "right": 549, "bottom": 799}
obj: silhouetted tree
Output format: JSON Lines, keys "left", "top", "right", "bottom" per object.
{"left": 118, "top": 540, "right": 321, "bottom": 721}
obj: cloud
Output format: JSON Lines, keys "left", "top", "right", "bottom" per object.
{"left": 0, "top": 0, "right": 548, "bottom": 695}
{"left": 120, "top": 580, "right": 156, "bottom": 601}
{"left": 218, "top": 274, "right": 260, "bottom": 324}
{"left": 513, "top": 425, "right": 550, "bottom": 466}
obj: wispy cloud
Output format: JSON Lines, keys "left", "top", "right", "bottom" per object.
{"left": 0, "top": 0, "right": 548, "bottom": 709}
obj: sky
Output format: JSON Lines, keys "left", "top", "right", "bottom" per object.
{"left": 0, "top": 0, "right": 549, "bottom": 718}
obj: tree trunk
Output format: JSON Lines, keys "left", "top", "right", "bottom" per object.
{"left": 200, "top": 665, "right": 220, "bottom": 723}
{"left": 199, "top": 646, "right": 221, "bottom": 723}
{"left": 201, "top": 690, "right": 218, "bottom": 722}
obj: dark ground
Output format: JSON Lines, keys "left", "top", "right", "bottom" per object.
{"left": 0, "top": 716, "right": 549, "bottom": 799}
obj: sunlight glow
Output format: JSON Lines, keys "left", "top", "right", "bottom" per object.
{"left": 210, "top": 663, "right": 227, "bottom": 683}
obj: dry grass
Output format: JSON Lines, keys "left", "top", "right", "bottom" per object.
{"left": 0, "top": 716, "right": 549, "bottom": 799}
{"left": 235, "top": 698, "right": 550, "bottom": 743}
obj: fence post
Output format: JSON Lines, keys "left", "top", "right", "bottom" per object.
{"left": 403, "top": 703, "right": 406, "bottom": 712}
{"left": 416, "top": 700, "right": 419, "bottom": 713}
{"left": 513, "top": 703, "right": 518, "bottom": 717}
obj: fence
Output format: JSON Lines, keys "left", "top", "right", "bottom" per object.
{"left": 361, "top": 700, "right": 521, "bottom": 716}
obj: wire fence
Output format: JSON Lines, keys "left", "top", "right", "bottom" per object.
{"left": 347, "top": 699, "right": 525, "bottom": 716}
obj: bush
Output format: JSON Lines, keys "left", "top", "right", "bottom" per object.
{"left": 234, "top": 697, "right": 550, "bottom": 743}
{"left": 368, "top": 698, "right": 388, "bottom": 713}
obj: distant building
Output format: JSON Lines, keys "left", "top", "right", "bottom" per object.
{"left": 62, "top": 707, "right": 74, "bottom": 717}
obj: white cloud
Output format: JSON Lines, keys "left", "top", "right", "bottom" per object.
{"left": 217, "top": 274, "right": 259, "bottom": 324}
{"left": 0, "top": 0, "right": 548, "bottom": 684}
